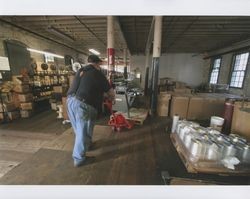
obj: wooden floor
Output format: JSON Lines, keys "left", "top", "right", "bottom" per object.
{"left": 0, "top": 110, "right": 71, "bottom": 178}
{"left": 0, "top": 111, "right": 250, "bottom": 185}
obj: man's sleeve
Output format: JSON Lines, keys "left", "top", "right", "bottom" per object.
{"left": 102, "top": 74, "right": 111, "bottom": 92}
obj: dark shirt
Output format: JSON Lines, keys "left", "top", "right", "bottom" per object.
{"left": 67, "top": 64, "right": 111, "bottom": 113}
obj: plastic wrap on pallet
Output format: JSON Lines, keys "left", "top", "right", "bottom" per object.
{"left": 174, "top": 120, "right": 250, "bottom": 164}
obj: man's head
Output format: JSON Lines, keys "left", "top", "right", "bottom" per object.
{"left": 87, "top": 55, "right": 103, "bottom": 65}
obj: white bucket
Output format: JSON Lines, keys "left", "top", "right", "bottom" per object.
{"left": 210, "top": 116, "right": 224, "bottom": 132}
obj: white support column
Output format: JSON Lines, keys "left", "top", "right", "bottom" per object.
{"left": 153, "top": 16, "right": 163, "bottom": 58}
{"left": 107, "top": 16, "right": 115, "bottom": 72}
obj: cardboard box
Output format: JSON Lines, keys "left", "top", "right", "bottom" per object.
{"left": 0, "top": 111, "right": 20, "bottom": 120}
{"left": 157, "top": 102, "right": 169, "bottom": 116}
{"left": 213, "top": 98, "right": 225, "bottom": 116}
{"left": 231, "top": 102, "right": 250, "bottom": 141}
{"left": 186, "top": 95, "right": 225, "bottom": 120}
{"left": 157, "top": 92, "right": 171, "bottom": 116}
{"left": 20, "top": 110, "right": 33, "bottom": 118}
{"left": 13, "top": 84, "right": 30, "bottom": 93}
{"left": 18, "top": 93, "right": 33, "bottom": 102}
{"left": 170, "top": 96, "right": 189, "bottom": 119}
{"left": 53, "top": 86, "right": 68, "bottom": 94}
{"left": 62, "top": 97, "right": 69, "bottom": 120}
{"left": 187, "top": 97, "right": 205, "bottom": 120}
{"left": 0, "top": 102, "right": 16, "bottom": 112}
{"left": 20, "top": 102, "right": 33, "bottom": 110}
{"left": 158, "top": 92, "right": 171, "bottom": 101}
{"left": 203, "top": 98, "right": 225, "bottom": 119}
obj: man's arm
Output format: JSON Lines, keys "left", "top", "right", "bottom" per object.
{"left": 106, "top": 88, "right": 115, "bottom": 101}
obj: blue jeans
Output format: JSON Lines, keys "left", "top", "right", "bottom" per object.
{"left": 67, "top": 96, "right": 97, "bottom": 164}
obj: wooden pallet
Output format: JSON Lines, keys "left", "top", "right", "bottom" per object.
{"left": 170, "top": 133, "right": 250, "bottom": 176}
{"left": 116, "top": 108, "right": 148, "bottom": 125}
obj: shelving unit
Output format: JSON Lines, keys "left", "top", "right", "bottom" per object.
{"left": 29, "top": 71, "right": 69, "bottom": 103}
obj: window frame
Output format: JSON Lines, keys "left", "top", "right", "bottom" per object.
{"left": 229, "top": 51, "right": 249, "bottom": 89}
{"left": 209, "top": 56, "right": 222, "bottom": 84}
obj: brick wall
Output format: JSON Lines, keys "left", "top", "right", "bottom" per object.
{"left": 0, "top": 21, "right": 86, "bottom": 68}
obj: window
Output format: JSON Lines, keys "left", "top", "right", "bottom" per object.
{"left": 230, "top": 52, "right": 249, "bottom": 88}
{"left": 209, "top": 57, "right": 221, "bottom": 84}
{"left": 45, "top": 54, "right": 54, "bottom": 63}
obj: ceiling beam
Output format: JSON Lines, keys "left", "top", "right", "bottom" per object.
{"left": 0, "top": 18, "right": 88, "bottom": 55}
{"left": 114, "top": 17, "right": 130, "bottom": 56}
{"left": 74, "top": 16, "right": 106, "bottom": 47}
{"left": 166, "top": 17, "right": 200, "bottom": 50}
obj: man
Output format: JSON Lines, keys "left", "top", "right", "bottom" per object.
{"left": 67, "top": 54, "right": 115, "bottom": 167}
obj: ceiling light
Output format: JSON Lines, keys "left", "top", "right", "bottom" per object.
{"left": 27, "top": 48, "right": 64, "bottom": 59}
{"left": 47, "top": 26, "right": 75, "bottom": 42}
{"left": 89, "top": 49, "right": 100, "bottom": 55}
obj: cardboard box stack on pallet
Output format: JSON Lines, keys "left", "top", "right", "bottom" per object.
{"left": 13, "top": 75, "right": 34, "bottom": 118}
{"left": 158, "top": 92, "right": 227, "bottom": 120}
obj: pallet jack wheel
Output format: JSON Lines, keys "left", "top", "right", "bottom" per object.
{"left": 112, "top": 126, "right": 116, "bottom": 132}
{"left": 117, "top": 127, "right": 121, "bottom": 132}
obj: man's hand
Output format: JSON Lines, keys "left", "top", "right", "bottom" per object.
{"left": 106, "top": 88, "right": 115, "bottom": 102}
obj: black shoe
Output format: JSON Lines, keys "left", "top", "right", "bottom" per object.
{"left": 73, "top": 156, "right": 95, "bottom": 167}
{"left": 74, "top": 160, "right": 85, "bottom": 167}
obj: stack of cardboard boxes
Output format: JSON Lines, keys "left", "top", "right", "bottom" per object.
{"left": 13, "top": 75, "right": 34, "bottom": 118}
{"left": 158, "top": 92, "right": 227, "bottom": 120}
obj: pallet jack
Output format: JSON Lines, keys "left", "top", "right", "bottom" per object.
{"left": 107, "top": 92, "right": 134, "bottom": 132}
